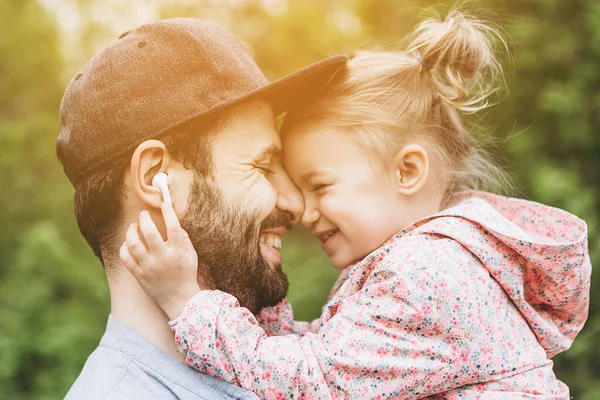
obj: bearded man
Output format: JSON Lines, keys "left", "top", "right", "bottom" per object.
{"left": 59, "top": 18, "right": 345, "bottom": 399}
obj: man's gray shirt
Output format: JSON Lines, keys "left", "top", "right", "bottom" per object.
{"left": 65, "top": 316, "right": 258, "bottom": 400}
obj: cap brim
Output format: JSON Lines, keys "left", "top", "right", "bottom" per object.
{"left": 177, "top": 55, "right": 346, "bottom": 126}
{"left": 243, "top": 54, "right": 347, "bottom": 115}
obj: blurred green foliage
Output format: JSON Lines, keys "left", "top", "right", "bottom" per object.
{"left": 0, "top": 0, "right": 598, "bottom": 398}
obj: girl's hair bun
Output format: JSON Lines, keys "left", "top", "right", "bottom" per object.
{"left": 407, "top": 9, "right": 504, "bottom": 113}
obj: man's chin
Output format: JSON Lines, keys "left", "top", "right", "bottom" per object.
{"left": 251, "top": 244, "right": 288, "bottom": 313}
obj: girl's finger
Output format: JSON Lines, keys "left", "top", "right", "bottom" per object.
{"left": 183, "top": 230, "right": 196, "bottom": 254}
{"left": 120, "top": 242, "right": 141, "bottom": 275}
{"left": 161, "top": 202, "right": 185, "bottom": 248}
{"left": 126, "top": 222, "right": 150, "bottom": 264}
{"left": 138, "top": 210, "right": 165, "bottom": 253}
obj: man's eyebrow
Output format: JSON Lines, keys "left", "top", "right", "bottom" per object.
{"left": 253, "top": 144, "right": 281, "bottom": 162}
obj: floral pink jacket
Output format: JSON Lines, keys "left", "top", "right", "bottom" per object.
{"left": 170, "top": 192, "right": 591, "bottom": 399}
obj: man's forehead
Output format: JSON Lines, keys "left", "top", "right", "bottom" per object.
{"left": 213, "top": 100, "right": 281, "bottom": 158}
{"left": 226, "top": 100, "right": 276, "bottom": 124}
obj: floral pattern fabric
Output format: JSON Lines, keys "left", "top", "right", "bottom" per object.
{"left": 170, "top": 192, "right": 591, "bottom": 399}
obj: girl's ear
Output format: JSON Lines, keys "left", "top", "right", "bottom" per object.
{"left": 392, "top": 144, "right": 430, "bottom": 195}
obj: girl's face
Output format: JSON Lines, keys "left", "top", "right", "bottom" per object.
{"left": 282, "top": 123, "right": 408, "bottom": 270}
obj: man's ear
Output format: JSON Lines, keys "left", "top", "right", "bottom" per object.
{"left": 130, "top": 140, "right": 172, "bottom": 209}
{"left": 392, "top": 144, "right": 430, "bottom": 196}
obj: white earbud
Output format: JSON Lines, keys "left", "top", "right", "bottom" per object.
{"left": 152, "top": 172, "right": 172, "bottom": 205}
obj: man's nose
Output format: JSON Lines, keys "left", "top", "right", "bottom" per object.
{"left": 276, "top": 183, "right": 304, "bottom": 224}
{"left": 272, "top": 165, "right": 304, "bottom": 224}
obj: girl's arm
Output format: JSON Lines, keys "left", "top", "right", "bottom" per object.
{"left": 120, "top": 204, "right": 498, "bottom": 399}
{"left": 255, "top": 300, "right": 321, "bottom": 336}
{"left": 256, "top": 271, "right": 349, "bottom": 337}
{"left": 168, "top": 250, "right": 474, "bottom": 400}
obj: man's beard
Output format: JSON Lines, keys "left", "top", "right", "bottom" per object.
{"left": 179, "top": 175, "right": 290, "bottom": 314}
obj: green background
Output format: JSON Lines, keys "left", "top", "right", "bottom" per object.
{"left": 0, "top": 0, "right": 598, "bottom": 398}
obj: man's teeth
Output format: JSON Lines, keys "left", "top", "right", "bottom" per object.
{"left": 260, "top": 233, "right": 282, "bottom": 249}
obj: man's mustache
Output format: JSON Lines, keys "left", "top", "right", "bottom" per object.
{"left": 259, "top": 209, "right": 293, "bottom": 232}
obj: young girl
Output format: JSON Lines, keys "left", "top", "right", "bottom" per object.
{"left": 121, "top": 10, "right": 591, "bottom": 399}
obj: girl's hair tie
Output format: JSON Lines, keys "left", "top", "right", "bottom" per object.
{"left": 415, "top": 53, "right": 430, "bottom": 72}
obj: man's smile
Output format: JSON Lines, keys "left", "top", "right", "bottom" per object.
{"left": 259, "top": 227, "right": 287, "bottom": 264}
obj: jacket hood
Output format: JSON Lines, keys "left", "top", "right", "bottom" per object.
{"left": 406, "top": 191, "right": 591, "bottom": 358}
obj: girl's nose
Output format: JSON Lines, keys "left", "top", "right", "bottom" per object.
{"left": 300, "top": 202, "right": 320, "bottom": 229}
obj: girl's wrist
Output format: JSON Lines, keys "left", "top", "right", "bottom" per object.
{"left": 160, "top": 283, "right": 202, "bottom": 320}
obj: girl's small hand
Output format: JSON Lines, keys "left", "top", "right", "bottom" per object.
{"left": 120, "top": 202, "right": 201, "bottom": 320}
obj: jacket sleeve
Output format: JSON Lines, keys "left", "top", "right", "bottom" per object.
{"left": 255, "top": 299, "right": 322, "bottom": 336}
{"left": 255, "top": 269, "right": 351, "bottom": 337}
{"left": 170, "top": 238, "right": 495, "bottom": 399}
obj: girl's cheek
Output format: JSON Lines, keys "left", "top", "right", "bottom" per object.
{"left": 319, "top": 194, "right": 345, "bottom": 224}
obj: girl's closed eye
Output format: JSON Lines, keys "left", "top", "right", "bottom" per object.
{"left": 311, "top": 183, "right": 330, "bottom": 193}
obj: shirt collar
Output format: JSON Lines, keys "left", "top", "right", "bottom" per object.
{"left": 100, "top": 315, "right": 258, "bottom": 400}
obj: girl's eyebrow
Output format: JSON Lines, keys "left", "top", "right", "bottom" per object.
{"left": 301, "top": 170, "right": 326, "bottom": 182}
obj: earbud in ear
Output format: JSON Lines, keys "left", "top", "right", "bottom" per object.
{"left": 152, "top": 172, "right": 172, "bottom": 205}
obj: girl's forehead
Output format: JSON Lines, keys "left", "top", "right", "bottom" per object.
{"left": 282, "top": 123, "right": 375, "bottom": 173}
{"left": 283, "top": 124, "right": 352, "bottom": 159}
{"left": 284, "top": 121, "right": 354, "bottom": 148}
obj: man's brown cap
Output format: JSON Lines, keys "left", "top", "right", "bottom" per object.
{"left": 57, "top": 18, "right": 346, "bottom": 185}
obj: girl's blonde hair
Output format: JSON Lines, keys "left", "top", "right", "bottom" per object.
{"left": 283, "top": 9, "right": 510, "bottom": 200}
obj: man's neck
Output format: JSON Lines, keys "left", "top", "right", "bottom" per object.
{"left": 106, "top": 266, "right": 184, "bottom": 362}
